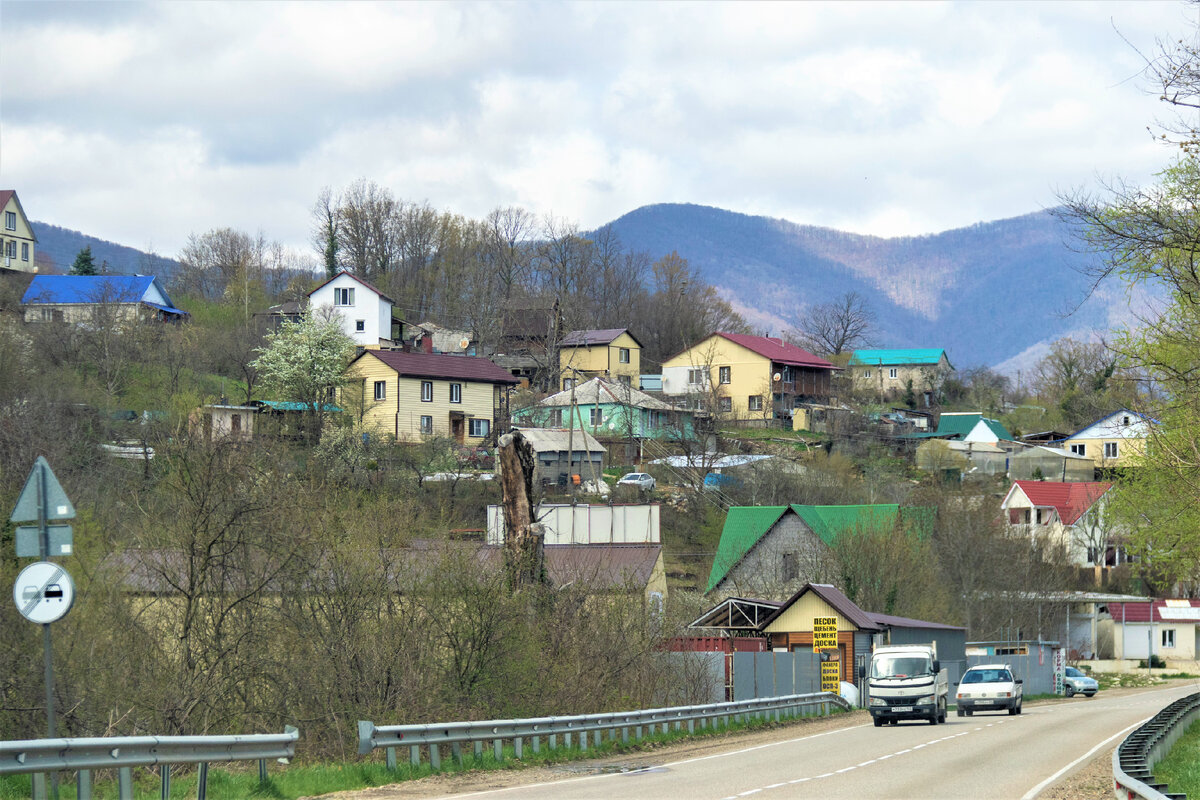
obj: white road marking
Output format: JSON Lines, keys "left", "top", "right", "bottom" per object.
{"left": 1019, "top": 717, "right": 1150, "bottom": 800}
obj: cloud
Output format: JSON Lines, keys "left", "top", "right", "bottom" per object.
{"left": 0, "top": 0, "right": 1187, "bottom": 254}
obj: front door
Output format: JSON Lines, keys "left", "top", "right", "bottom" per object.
{"left": 451, "top": 415, "right": 465, "bottom": 444}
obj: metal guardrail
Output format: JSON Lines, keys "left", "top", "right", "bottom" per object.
{"left": 0, "top": 726, "right": 299, "bottom": 800}
{"left": 359, "top": 692, "right": 848, "bottom": 770}
{"left": 1113, "top": 692, "right": 1200, "bottom": 800}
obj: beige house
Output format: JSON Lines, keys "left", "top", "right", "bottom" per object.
{"left": 1060, "top": 409, "right": 1156, "bottom": 469}
{"left": 1000, "top": 480, "right": 1121, "bottom": 569}
{"left": 558, "top": 328, "right": 642, "bottom": 389}
{"left": 22, "top": 275, "right": 188, "bottom": 323}
{"left": 191, "top": 403, "right": 256, "bottom": 442}
{"left": 848, "top": 349, "right": 953, "bottom": 406}
{"left": 0, "top": 190, "right": 37, "bottom": 273}
{"left": 343, "top": 350, "right": 518, "bottom": 443}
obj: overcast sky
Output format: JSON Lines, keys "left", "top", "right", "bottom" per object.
{"left": 0, "top": 0, "right": 1193, "bottom": 260}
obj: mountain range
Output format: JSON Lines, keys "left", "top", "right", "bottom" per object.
{"left": 33, "top": 203, "right": 1133, "bottom": 371}
{"left": 599, "top": 203, "right": 1133, "bottom": 372}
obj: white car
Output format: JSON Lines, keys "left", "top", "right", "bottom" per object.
{"left": 617, "top": 472, "right": 656, "bottom": 491}
{"left": 1063, "top": 666, "right": 1099, "bottom": 698}
{"left": 956, "top": 664, "right": 1022, "bottom": 716}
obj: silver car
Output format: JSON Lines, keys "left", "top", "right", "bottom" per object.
{"left": 617, "top": 472, "right": 656, "bottom": 491}
{"left": 1063, "top": 666, "right": 1099, "bottom": 698}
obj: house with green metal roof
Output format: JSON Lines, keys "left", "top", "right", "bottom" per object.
{"left": 705, "top": 504, "right": 932, "bottom": 599}
{"left": 906, "top": 412, "right": 1015, "bottom": 444}
{"left": 848, "top": 348, "right": 953, "bottom": 407}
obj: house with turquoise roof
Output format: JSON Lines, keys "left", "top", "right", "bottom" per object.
{"left": 849, "top": 348, "right": 953, "bottom": 406}
{"left": 512, "top": 377, "right": 698, "bottom": 446}
{"left": 706, "top": 504, "right": 932, "bottom": 599}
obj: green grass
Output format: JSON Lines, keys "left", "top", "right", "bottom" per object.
{"left": 0, "top": 711, "right": 841, "bottom": 800}
{"left": 1150, "top": 718, "right": 1200, "bottom": 797}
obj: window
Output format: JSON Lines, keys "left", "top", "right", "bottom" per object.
{"left": 781, "top": 552, "right": 798, "bottom": 582}
{"left": 590, "top": 408, "right": 603, "bottom": 425}
{"left": 862, "top": 370, "right": 872, "bottom": 378}
{"left": 563, "top": 378, "right": 575, "bottom": 391}
{"left": 888, "top": 368, "right": 898, "bottom": 379}
{"left": 421, "top": 381, "right": 433, "bottom": 402}
{"left": 1163, "top": 629, "right": 1176, "bottom": 648}
{"left": 373, "top": 380, "right": 386, "bottom": 401}
{"left": 4, "top": 241, "right": 14, "bottom": 258}
{"left": 1070, "top": 443, "right": 1086, "bottom": 456}
{"left": 1122, "top": 416, "right": 1131, "bottom": 426}
{"left": 719, "top": 366, "right": 731, "bottom": 384}
{"left": 4, "top": 211, "right": 14, "bottom": 230}
{"left": 1104, "top": 442, "right": 1119, "bottom": 459}
{"left": 688, "top": 368, "right": 705, "bottom": 385}
{"left": 719, "top": 397, "right": 732, "bottom": 413}
{"left": 355, "top": 320, "right": 365, "bottom": 332}
{"left": 618, "top": 375, "right": 631, "bottom": 386}
{"left": 333, "top": 287, "right": 355, "bottom": 306}
{"left": 230, "top": 414, "right": 241, "bottom": 434}
{"left": 748, "top": 395, "right": 763, "bottom": 411}
{"left": 549, "top": 409, "right": 563, "bottom": 426}
{"left": 619, "top": 347, "right": 630, "bottom": 364}
{"left": 469, "top": 418, "right": 490, "bottom": 438}
{"left": 21, "top": 243, "right": 29, "bottom": 261}
{"left": 420, "top": 415, "right": 433, "bottom": 434}
{"left": 449, "top": 383, "right": 462, "bottom": 403}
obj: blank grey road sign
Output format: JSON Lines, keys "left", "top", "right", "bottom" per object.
{"left": 10, "top": 456, "right": 75, "bottom": 523}
{"left": 13, "top": 562, "right": 75, "bottom": 624}
{"left": 15, "top": 525, "right": 73, "bottom": 558}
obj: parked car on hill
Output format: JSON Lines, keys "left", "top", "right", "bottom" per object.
{"left": 617, "top": 472, "right": 656, "bottom": 491}
{"left": 1063, "top": 666, "right": 1099, "bottom": 697}
{"left": 956, "top": 664, "right": 1022, "bottom": 716}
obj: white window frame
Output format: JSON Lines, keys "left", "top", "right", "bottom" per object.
{"left": 1163, "top": 629, "right": 1176, "bottom": 648}
{"left": 549, "top": 409, "right": 563, "bottom": 426}
{"left": 5, "top": 241, "right": 14, "bottom": 258}
{"left": 449, "top": 383, "right": 462, "bottom": 403}
{"left": 1070, "top": 443, "right": 1086, "bottom": 456}
{"left": 420, "top": 415, "right": 433, "bottom": 434}
{"left": 333, "top": 287, "right": 355, "bottom": 306}
{"left": 469, "top": 418, "right": 490, "bottom": 438}
{"left": 688, "top": 368, "right": 705, "bottom": 385}
{"left": 20, "top": 242, "right": 29, "bottom": 261}
{"left": 863, "top": 370, "right": 871, "bottom": 378}
{"left": 748, "top": 395, "right": 763, "bottom": 411}
{"left": 618, "top": 347, "right": 630, "bottom": 364}
{"left": 373, "top": 380, "right": 386, "bottom": 401}
{"left": 590, "top": 408, "right": 603, "bottom": 425}
{"left": 719, "top": 397, "right": 732, "bottom": 413}
{"left": 4, "top": 211, "right": 15, "bottom": 231}
{"left": 719, "top": 366, "right": 731, "bottom": 384}
{"left": 563, "top": 378, "right": 575, "bottom": 391}
{"left": 1104, "top": 442, "right": 1119, "bottom": 459}
{"left": 421, "top": 381, "right": 433, "bottom": 402}
{"left": 888, "top": 367, "right": 898, "bottom": 379}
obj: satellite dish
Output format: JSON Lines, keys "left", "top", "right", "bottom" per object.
{"left": 459, "top": 338, "right": 470, "bottom": 350}
{"left": 773, "top": 372, "right": 782, "bottom": 382}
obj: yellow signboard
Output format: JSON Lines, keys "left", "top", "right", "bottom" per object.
{"left": 821, "top": 661, "right": 841, "bottom": 692}
{"left": 813, "top": 616, "right": 838, "bottom": 651}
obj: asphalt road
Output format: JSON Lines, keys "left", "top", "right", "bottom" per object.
{"left": 431, "top": 682, "right": 1199, "bottom": 800}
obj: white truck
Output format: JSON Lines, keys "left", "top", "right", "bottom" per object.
{"left": 864, "top": 643, "right": 948, "bottom": 727}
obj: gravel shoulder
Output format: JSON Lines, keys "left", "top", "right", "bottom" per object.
{"left": 307, "top": 680, "right": 1198, "bottom": 800}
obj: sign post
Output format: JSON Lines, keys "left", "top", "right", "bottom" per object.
{"left": 813, "top": 616, "right": 840, "bottom": 692}
{"left": 10, "top": 457, "right": 76, "bottom": 751}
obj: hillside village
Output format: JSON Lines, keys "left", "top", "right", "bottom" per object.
{"left": 0, "top": 185, "right": 1192, "bottom": 748}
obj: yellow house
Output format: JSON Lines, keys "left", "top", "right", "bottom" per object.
{"left": 1060, "top": 409, "right": 1155, "bottom": 469}
{"left": 1, "top": 190, "right": 37, "bottom": 273}
{"left": 660, "top": 332, "right": 836, "bottom": 422}
{"left": 343, "top": 350, "right": 518, "bottom": 443}
{"left": 558, "top": 328, "right": 642, "bottom": 389}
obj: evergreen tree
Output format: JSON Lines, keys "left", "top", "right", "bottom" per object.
{"left": 70, "top": 246, "right": 97, "bottom": 275}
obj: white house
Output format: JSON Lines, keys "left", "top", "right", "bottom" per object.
{"left": 307, "top": 271, "right": 398, "bottom": 349}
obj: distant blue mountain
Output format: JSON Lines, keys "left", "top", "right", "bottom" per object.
{"left": 31, "top": 221, "right": 179, "bottom": 279}
{"left": 599, "top": 203, "right": 1119, "bottom": 369}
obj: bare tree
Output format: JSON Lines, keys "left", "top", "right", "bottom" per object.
{"left": 790, "top": 291, "right": 875, "bottom": 357}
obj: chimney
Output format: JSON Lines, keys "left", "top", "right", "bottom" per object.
{"left": 422, "top": 336, "right": 433, "bottom": 354}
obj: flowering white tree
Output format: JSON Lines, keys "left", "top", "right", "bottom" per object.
{"left": 252, "top": 311, "right": 356, "bottom": 440}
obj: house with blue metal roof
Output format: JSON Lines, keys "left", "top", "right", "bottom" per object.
{"left": 21, "top": 275, "right": 188, "bottom": 323}
{"left": 848, "top": 348, "right": 953, "bottom": 407}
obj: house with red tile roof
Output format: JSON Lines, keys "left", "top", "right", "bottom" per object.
{"left": 659, "top": 332, "right": 837, "bottom": 422}
{"left": 1001, "top": 480, "right": 1120, "bottom": 568}
{"left": 342, "top": 349, "right": 518, "bottom": 443}
{"left": 1101, "top": 598, "right": 1200, "bottom": 662}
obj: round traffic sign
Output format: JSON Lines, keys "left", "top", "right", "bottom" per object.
{"left": 12, "top": 562, "right": 74, "bottom": 623}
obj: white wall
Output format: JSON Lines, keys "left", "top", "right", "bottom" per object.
{"left": 309, "top": 274, "right": 390, "bottom": 347}
{"left": 486, "top": 503, "right": 660, "bottom": 545}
